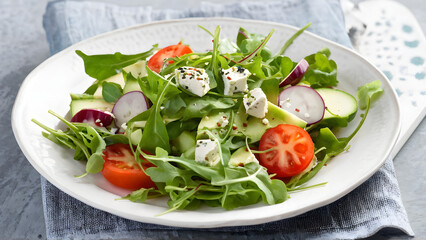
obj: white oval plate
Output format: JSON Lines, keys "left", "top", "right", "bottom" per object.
{"left": 12, "top": 18, "right": 400, "bottom": 228}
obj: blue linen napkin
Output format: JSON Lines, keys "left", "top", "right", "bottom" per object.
{"left": 41, "top": 0, "right": 414, "bottom": 239}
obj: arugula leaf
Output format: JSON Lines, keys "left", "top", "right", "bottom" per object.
{"left": 240, "top": 56, "right": 266, "bottom": 79}
{"left": 291, "top": 155, "right": 330, "bottom": 187}
{"left": 314, "top": 127, "right": 349, "bottom": 158}
{"left": 140, "top": 68, "right": 181, "bottom": 153}
{"left": 218, "top": 38, "right": 239, "bottom": 54}
{"left": 166, "top": 119, "right": 199, "bottom": 140}
{"left": 276, "top": 23, "right": 311, "bottom": 56}
{"left": 139, "top": 66, "right": 180, "bottom": 104}
{"left": 121, "top": 188, "right": 163, "bottom": 203}
{"left": 83, "top": 84, "right": 98, "bottom": 95}
{"left": 357, "top": 80, "right": 383, "bottom": 110}
{"left": 238, "top": 29, "right": 274, "bottom": 64}
{"left": 240, "top": 33, "right": 265, "bottom": 54}
{"left": 33, "top": 118, "right": 90, "bottom": 160}
{"left": 75, "top": 125, "right": 107, "bottom": 176}
{"left": 212, "top": 163, "right": 286, "bottom": 205}
{"left": 160, "top": 52, "right": 211, "bottom": 76}
{"left": 303, "top": 49, "right": 338, "bottom": 88}
{"left": 260, "top": 78, "right": 280, "bottom": 105}
{"left": 144, "top": 147, "right": 223, "bottom": 182}
{"left": 236, "top": 27, "right": 272, "bottom": 56}
{"left": 236, "top": 27, "right": 249, "bottom": 48}
{"left": 104, "top": 134, "right": 129, "bottom": 145}
{"left": 137, "top": 145, "right": 287, "bottom": 212}
{"left": 75, "top": 46, "right": 156, "bottom": 80}
{"left": 84, "top": 152, "right": 104, "bottom": 175}
{"left": 140, "top": 104, "right": 170, "bottom": 153}
{"left": 127, "top": 107, "right": 152, "bottom": 124}
{"left": 162, "top": 94, "right": 236, "bottom": 120}
{"left": 217, "top": 55, "right": 231, "bottom": 69}
{"left": 181, "top": 96, "right": 236, "bottom": 120}
{"left": 260, "top": 48, "right": 273, "bottom": 61}
{"left": 161, "top": 94, "right": 186, "bottom": 117}
{"left": 207, "top": 26, "right": 221, "bottom": 91}
{"left": 102, "top": 82, "right": 123, "bottom": 103}
{"left": 278, "top": 56, "right": 295, "bottom": 77}
{"left": 32, "top": 111, "right": 110, "bottom": 177}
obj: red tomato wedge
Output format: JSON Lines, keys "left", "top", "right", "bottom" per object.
{"left": 147, "top": 42, "right": 193, "bottom": 73}
{"left": 101, "top": 143, "right": 156, "bottom": 190}
{"left": 258, "top": 124, "right": 314, "bottom": 178}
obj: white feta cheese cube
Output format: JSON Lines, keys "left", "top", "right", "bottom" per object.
{"left": 175, "top": 67, "right": 210, "bottom": 97}
{"left": 218, "top": 112, "right": 229, "bottom": 127}
{"left": 243, "top": 88, "right": 268, "bottom": 118}
{"left": 222, "top": 66, "right": 251, "bottom": 96}
{"left": 195, "top": 139, "right": 220, "bottom": 167}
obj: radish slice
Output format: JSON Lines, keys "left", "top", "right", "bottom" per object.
{"left": 71, "top": 109, "right": 114, "bottom": 128}
{"left": 279, "top": 59, "right": 309, "bottom": 88}
{"left": 112, "top": 91, "right": 150, "bottom": 129}
{"left": 278, "top": 86, "right": 325, "bottom": 125}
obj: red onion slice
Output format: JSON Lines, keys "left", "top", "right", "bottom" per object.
{"left": 278, "top": 86, "right": 325, "bottom": 125}
{"left": 279, "top": 59, "right": 309, "bottom": 88}
{"left": 71, "top": 109, "right": 114, "bottom": 128}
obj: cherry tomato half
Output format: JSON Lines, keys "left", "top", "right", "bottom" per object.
{"left": 101, "top": 143, "right": 155, "bottom": 190}
{"left": 147, "top": 42, "right": 193, "bottom": 73}
{"left": 258, "top": 124, "right": 315, "bottom": 178}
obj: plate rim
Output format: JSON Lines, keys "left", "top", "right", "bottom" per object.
{"left": 11, "top": 17, "right": 401, "bottom": 228}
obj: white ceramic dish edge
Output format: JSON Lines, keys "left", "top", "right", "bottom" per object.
{"left": 11, "top": 17, "right": 401, "bottom": 228}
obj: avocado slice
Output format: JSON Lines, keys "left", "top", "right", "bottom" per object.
{"left": 123, "top": 61, "right": 146, "bottom": 93}
{"left": 123, "top": 60, "right": 147, "bottom": 79}
{"left": 93, "top": 73, "right": 126, "bottom": 98}
{"left": 228, "top": 146, "right": 258, "bottom": 167}
{"left": 196, "top": 102, "right": 306, "bottom": 143}
{"left": 235, "top": 102, "right": 307, "bottom": 143}
{"left": 123, "top": 78, "right": 142, "bottom": 93}
{"left": 92, "top": 61, "right": 147, "bottom": 97}
{"left": 197, "top": 111, "right": 231, "bottom": 139}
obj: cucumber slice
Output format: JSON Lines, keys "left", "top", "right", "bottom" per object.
{"left": 70, "top": 93, "right": 98, "bottom": 100}
{"left": 316, "top": 88, "right": 358, "bottom": 127}
{"left": 70, "top": 99, "right": 114, "bottom": 117}
{"left": 172, "top": 131, "right": 196, "bottom": 154}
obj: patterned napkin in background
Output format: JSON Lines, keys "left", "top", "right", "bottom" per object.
{"left": 342, "top": 0, "right": 426, "bottom": 157}
{"left": 41, "top": 0, "right": 414, "bottom": 239}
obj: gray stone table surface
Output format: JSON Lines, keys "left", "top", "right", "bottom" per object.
{"left": 0, "top": 0, "right": 424, "bottom": 239}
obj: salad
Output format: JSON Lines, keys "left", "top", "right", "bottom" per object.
{"left": 33, "top": 24, "right": 383, "bottom": 213}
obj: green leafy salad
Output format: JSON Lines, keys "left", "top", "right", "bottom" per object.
{"left": 33, "top": 24, "right": 383, "bottom": 214}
